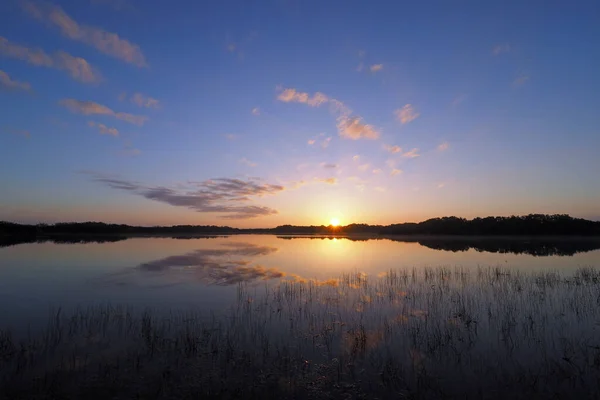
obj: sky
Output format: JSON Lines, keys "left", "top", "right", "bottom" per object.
{"left": 1, "top": 0, "right": 599, "bottom": 228}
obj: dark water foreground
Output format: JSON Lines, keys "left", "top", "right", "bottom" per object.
{"left": 2, "top": 266, "right": 600, "bottom": 399}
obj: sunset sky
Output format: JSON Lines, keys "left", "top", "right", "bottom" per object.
{"left": 1, "top": 0, "right": 599, "bottom": 227}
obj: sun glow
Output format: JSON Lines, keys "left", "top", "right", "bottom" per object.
{"left": 330, "top": 218, "right": 340, "bottom": 227}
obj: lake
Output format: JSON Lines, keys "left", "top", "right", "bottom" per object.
{"left": 1, "top": 234, "right": 600, "bottom": 332}
{"left": 3, "top": 234, "right": 600, "bottom": 398}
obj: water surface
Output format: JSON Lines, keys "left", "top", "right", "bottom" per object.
{"left": 1, "top": 235, "right": 599, "bottom": 331}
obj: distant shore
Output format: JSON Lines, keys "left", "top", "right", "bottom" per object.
{"left": 2, "top": 214, "right": 600, "bottom": 238}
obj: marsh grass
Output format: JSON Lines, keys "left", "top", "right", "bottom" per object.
{"left": 2, "top": 266, "right": 600, "bottom": 399}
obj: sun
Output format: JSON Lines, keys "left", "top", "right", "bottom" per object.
{"left": 330, "top": 218, "right": 340, "bottom": 227}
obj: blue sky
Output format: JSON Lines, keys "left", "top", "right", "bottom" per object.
{"left": 1, "top": 0, "right": 599, "bottom": 227}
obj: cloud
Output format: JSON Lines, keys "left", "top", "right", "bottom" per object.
{"left": 512, "top": 74, "right": 530, "bottom": 87}
{"left": 0, "top": 37, "right": 100, "bottom": 83}
{"left": 134, "top": 242, "right": 282, "bottom": 286}
{"left": 88, "top": 120, "right": 119, "bottom": 136}
{"left": 383, "top": 144, "right": 402, "bottom": 154}
{"left": 131, "top": 93, "right": 160, "bottom": 109}
{"left": 60, "top": 99, "right": 147, "bottom": 125}
{"left": 278, "top": 87, "right": 379, "bottom": 140}
{"left": 0, "top": 70, "right": 31, "bottom": 91}
{"left": 395, "top": 104, "right": 419, "bottom": 124}
{"left": 375, "top": 186, "right": 386, "bottom": 192}
{"left": 88, "top": 173, "right": 284, "bottom": 219}
{"left": 314, "top": 177, "right": 337, "bottom": 185}
{"left": 391, "top": 168, "right": 402, "bottom": 176}
{"left": 22, "top": 1, "right": 147, "bottom": 67}
{"left": 337, "top": 116, "right": 379, "bottom": 140}
{"left": 385, "top": 159, "right": 396, "bottom": 168}
{"left": 252, "top": 107, "right": 260, "bottom": 115}
{"left": 307, "top": 139, "right": 316, "bottom": 145}
{"left": 437, "top": 142, "right": 449, "bottom": 151}
{"left": 239, "top": 157, "right": 257, "bottom": 167}
{"left": 121, "top": 144, "right": 140, "bottom": 156}
{"left": 437, "top": 182, "right": 446, "bottom": 188}
{"left": 402, "top": 148, "right": 420, "bottom": 158}
{"left": 370, "top": 64, "right": 383, "bottom": 72}
{"left": 492, "top": 43, "right": 510, "bottom": 56}
{"left": 356, "top": 62, "right": 364, "bottom": 72}
{"left": 358, "top": 163, "right": 370, "bottom": 171}
{"left": 352, "top": 155, "right": 360, "bottom": 162}
{"left": 321, "top": 137, "right": 332, "bottom": 148}
{"left": 372, "top": 169, "right": 382, "bottom": 174}
{"left": 277, "top": 88, "right": 329, "bottom": 107}
{"left": 224, "top": 133, "right": 238, "bottom": 141}
{"left": 320, "top": 163, "right": 338, "bottom": 169}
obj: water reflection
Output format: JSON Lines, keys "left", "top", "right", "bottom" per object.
{"left": 135, "top": 242, "right": 283, "bottom": 286}
{"left": 277, "top": 235, "right": 600, "bottom": 256}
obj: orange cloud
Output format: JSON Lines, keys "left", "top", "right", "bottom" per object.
{"left": 88, "top": 121, "right": 119, "bottom": 136}
{"left": 0, "top": 70, "right": 31, "bottom": 91}
{"left": 437, "top": 142, "right": 449, "bottom": 151}
{"left": 60, "top": 99, "right": 147, "bottom": 125}
{"left": 370, "top": 64, "right": 383, "bottom": 72}
{"left": 391, "top": 168, "right": 402, "bottom": 176}
{"left": 131, "top": 93, "right": 160, "bottom": 109}
{"left": 22, "top": 1, "right": 146, "bottom": 67}
{"left": 0, "top": 37, "right": 100, "bottom": 83}
{"left": 402, "top": 148, "right": 420, "bottom": 158}
{"left": 337, "top": 116, "right": 379, "bottom": 140}
{"left": 277, "top": 88, "right": 328, "bottom": 106}
{"left": 395, "top": 104, "right": 419, "bottom": 124}
{"left": 384, "top": 144, "right": 402, "bottom": 154}
{"left": 314, "top": 177, "right": 338, "bottom": 185}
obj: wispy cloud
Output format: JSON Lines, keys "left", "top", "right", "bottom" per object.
{"left": 307, "top": 139, "right": 316, "bottom": 145}
{"left": 87, "top": 173, "right": 284, "bottom": 219}
{"left": 239, "top": 157, "right": 257, "bottom": 167}
{"left": 492, "top": 43, "right": 510, "bottom": 56}
{"left": 278, "top": 87, "right": 379, "bottom": 140}
{"left": 314, "top": 177, "right": 337, "bottom": 185}
{"left": 131, "top": 93, "right": 160, "bottom": 109}
{"left": 383, "top": 144, "right": 402, "bottom": 154}
{"left": 277, "top": 88, "right": 328, "bottom": 107}
{"left": 395, "top": 104, "right": 420, "bottom": 124}
{"left": 252, "top": 107, "right": 260, "bottom": 115}
{"left": 337, "top": 116, "right": 379, "bottom": 140}
{"left": 60, "top": 99, "right": 148, "bottom": 125}
{"left": 88, "top": 121, "right": 119, "bottom": 136}
{"left": 402, "top": 148, "right": 420, "bottom": 158}
{"left": 437, "top": 182, "right": 447, "bottom": 189}
{"left": 370, "top": 64, "right": 383, "bottom": 72}
{"left": 321, "top": 137, "right": 332, "bottom": 148}
{"left": 0, "top": 37, "right": 100, "bottom": 83}
{"left": 22, "top": 1, "right": 147, "bottom": 67}
{"left": 375, "top": 186, "right": 386, "bottom": 192}
{"left": 512, "top": 74, "right": 530, "bottom": 87}
{"left": 352, "top": 155, "right": 360, "bottom": 162}
{"left": 358, "top": 163, "right": 370, "bottom": 171}
{"left": 391, "top": 168, "right": 402, "bottom": 176}
{"left": 224, "top": 133, "right": 238, "bottom": 141}
{"left": 437, "top": 142, "right": 449, "bottom": 151}
{"left": 320, "top": 162, "right": 337, "bottom": 169}
{"left": 0, "top": 70, "right": 31, "bottom": 91}
{"left": 372, "top": 168, "right": 382, "bottom": 174}
{"left": 121, "top": 144, "right": 140, "bottom": 157}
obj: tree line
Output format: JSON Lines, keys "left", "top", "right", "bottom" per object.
{"left": 1, "top": 214, "right": 600, "bottom": 239}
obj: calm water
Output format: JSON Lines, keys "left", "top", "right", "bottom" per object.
{"left": 1, "top": 235, "right": 600, "bottom": 331}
